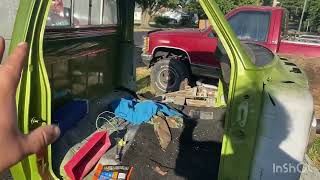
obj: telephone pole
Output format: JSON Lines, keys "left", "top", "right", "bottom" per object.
{"left": 298, "top": 0, "right": 308, "bottom": 33}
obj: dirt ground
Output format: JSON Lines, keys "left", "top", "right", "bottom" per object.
{"left": 122, "top": 113, "right": 225, "bottom": 180}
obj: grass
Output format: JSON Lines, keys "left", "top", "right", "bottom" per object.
{"left": 134, "top": 25, "right": 155, "bottom": 32}
{"left": 307, "top": 136, "right": 320, "bottom": 169}
{"left": 134, "top": 23, "right": 197, "bottom": 32}
{"left": 136, "top": 67, "right": 155, "bottom": 94}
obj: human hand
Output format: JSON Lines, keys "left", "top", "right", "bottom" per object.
{"left": 0, "top": 37, "right": 60, "bottom": 172}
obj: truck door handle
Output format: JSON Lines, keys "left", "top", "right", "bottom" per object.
{"left": 236, "top": 100, "right": 249, "bottom": 128}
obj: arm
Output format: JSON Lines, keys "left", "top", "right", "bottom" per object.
{"left": 0, "top": 37, "right": 60, "bottom": 173}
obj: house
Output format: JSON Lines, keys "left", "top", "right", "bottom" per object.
{"left": 134, "top": 4, "right": 188, "bottom": 24}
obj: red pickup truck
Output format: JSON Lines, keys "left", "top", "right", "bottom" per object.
{"left": 141, "top": 6, "right": 320, "bottom": 93}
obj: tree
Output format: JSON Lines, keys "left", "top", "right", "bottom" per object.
{"left": 280, "top": 0, "right": 304, "bottom": 23}
{"left": 306, "top": 0, "right": 320, "bottom": 32}
{"left": 280, "top": 0, "right": 320, "bottom": 32}
{"left": 136, "top": 0, "right": 179, "bottom": 27}
{"left": 261, "top": 0, "right": 272, "bottom": 6}
{"left": 184, "top": 0, "right": 258, "bottom": 17}
{"left": 184, "top": 0, "right": 206, "bottom": 19}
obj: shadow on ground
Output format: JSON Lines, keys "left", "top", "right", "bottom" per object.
{"left": 136, "top": 75, "right": 151, "bottom": 92}
{"left": 122, "top": 112, "right": 224, "bottom": 180}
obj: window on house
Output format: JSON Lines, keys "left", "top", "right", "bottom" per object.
{"left": 47, "top": 0, "right": 118, "bottom": 27}
{"left": 228, "top": 11, "right": 270, "bottom": 42}
{"left": 47, "top": 0, "right": 72, "bottom": 26}
{"left": 91, "top": 0, "right": 102, "bottom": 25}
{"left": 73, "top": 0, "right": 89, "bottom": 26}
{"left": 102, "top": 0, "right": 118, "bottom": 25}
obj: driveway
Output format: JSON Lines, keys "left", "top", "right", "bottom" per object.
{"left": 134, "top": 31, "right": 148, "bottom": 48}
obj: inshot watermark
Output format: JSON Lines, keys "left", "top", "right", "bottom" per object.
{"left": 273, "top": 163, "right": 313, "bottom": 174}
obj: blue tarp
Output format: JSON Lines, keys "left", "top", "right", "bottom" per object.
{"left": 110, "top": 98, "right": 182, "bottom": 124}
{"left": 52, "top": 99, "right": 88, "bottom": 135}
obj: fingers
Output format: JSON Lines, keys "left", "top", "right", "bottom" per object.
{"left": 3, "top": 42, "right": 28, "bottom": 83}
{"left": 22, "top": 125, "right": 60, "bottom": 155}
{"left": 0, "top": 37, "right": 5, "bottom": 60}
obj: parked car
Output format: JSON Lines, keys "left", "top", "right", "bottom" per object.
{"left": 142, "top": 6, "right": 320, "bottom": 94}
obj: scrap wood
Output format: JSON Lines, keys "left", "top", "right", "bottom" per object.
{"left": 196, "top": 86, "right": 208, "bottom": 97}
{"left": 153, "top": 116, "right": 172, "bottom": 151}
{"left": 163, "top": 87, "right": 198, "bottom": 100}
{"left": 165, "top": 116, "right": 183, "bottom": 129}
{"left": 161, "top": 85, "right": 217, "bottom": 108}
{"left": 179, "top": 78, "right": 191, "bottom": 90}
{"left": 186, "top": 98, "right": 215, "bottom": 107}
{"left": 137, "top": 91, "right": 157, "bottom": 100}
{"left": 153, "top": 166, "right": 168, "bottom": 176}
{"left": 174, "top": 96, "right": 186, "bottom": 106}
{"left": 156, "top": 113, "right": 183, "bottom": 128}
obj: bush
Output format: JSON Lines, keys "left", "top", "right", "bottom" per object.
{"left": 180, "top": 15, "right": 192, "bottom": 26}
{"left": 154, "top": 16, "right": 171, "bottom": 26}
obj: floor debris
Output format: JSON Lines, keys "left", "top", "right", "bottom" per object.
{"left": 51, "top": 88, "right": 223, "bottom": 180}
{"left": 165, "top": 116, "right": 184, "bottom": 129}
{"left": 93, "top": 164, "right": 133, "bottom": 180}
{"left": 110, "top": 98, "right": 182, "bottom": 124}
{"left": 153, "top": 166, "right": 168, "bottom": 176}
{"left": 174, "top": 96, "right": 186, "bottom": 106}
{"left": 153, "top": 116, "right": 172, "bottom": 151}
{"left": 122, "top": 118, "right": 224, "bottom": 180}
{"left": 63, "top": 131, "right": 111, "bottom": 180}
{"left": 160, "top": 84, "right": 217, "bottom": 108}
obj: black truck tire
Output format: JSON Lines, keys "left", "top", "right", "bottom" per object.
{"left": 151, "top": 59, "right": 189, "bottom": 94}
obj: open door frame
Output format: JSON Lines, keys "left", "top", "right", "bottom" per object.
{"left": 9, "top": 0, "right": 56, "bottom": 179}
{"left": 199, "top": 0, "right": 264, "bottom": 179}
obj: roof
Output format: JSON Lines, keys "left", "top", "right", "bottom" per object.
{"left": 233, "top": 6, "right": 284, "bottom": 11}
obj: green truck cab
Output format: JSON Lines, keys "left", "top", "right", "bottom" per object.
{"left": 2, "top": 0, "right": 313, "bottom": 179}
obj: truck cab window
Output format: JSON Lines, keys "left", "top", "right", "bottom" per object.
{"left": 47, "top": 0, "right": 118, "bottom": 27}
{"left": 103, "top": 0, "right": 117, "bottom": 25}
{"left": 228, "top": 11, "right": 270, "bottom": 42}
{"left": 47, "top": 0, "right": 71, "bottom": 26}
{"left": 90, "top": 0, "right": 102, "bottom": 25}
{"left": 208, "top": 31, "right": 215, "bottom": 38}
{"left": 74, "top": 0, "right": 89, "bottom": 26}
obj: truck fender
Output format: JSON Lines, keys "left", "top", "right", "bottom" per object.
{"left": 250, "top": 82, "right": 313, "bottom": 180}
{"left": 151, "top": 46, "right": 192, "bottom": 64}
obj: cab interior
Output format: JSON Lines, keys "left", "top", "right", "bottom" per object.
{"left": 0, "top": 0, "right": 243, "bottom": 179}
{"left": 43, "top": 1, "right": 230, "bottom": 179}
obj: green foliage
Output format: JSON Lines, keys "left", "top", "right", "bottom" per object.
{"left": 261, "top": 0, "right": 272, "bottom": 6}
{"left": 184, "top": 0, "right": 207, "bottom": 18}
{"left": 180, "top": 15, "right": 193, "bottom": 26}
{"left": 211, "top": 0, "right": 258, "bottom": 14}
{"left": 135, "top": 0, "right": 179, "bottom": 12}
{"left": 306, "top": 0, "right": 320, "bottom": 32}
{"left": 135, "top": 0, "right": 179, "bottom": 27}
{"left": 154, "top": 16, "right": 171, "bottom": 25}
{"left": 184, "top": 0, "right": 258, "bottom": 17}
{"left": 136, "top": 0, "right": 320, "bottom": 32}
{"left": 280, "top": 0, "right": 320, "bottom": 32}
{"left": 280, "top": 0, "right": 304, "bottom": 8}
{"left": 280, "top": 0, "right": 304, "bottom": 21}
{"left": 307, "top": 137, "right": 320, "bottom": 169}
